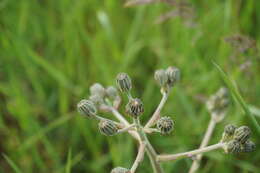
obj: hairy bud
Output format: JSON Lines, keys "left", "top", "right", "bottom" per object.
{"left": 234, "top": 126, "right": 251, "bottom": 144}
{"left": 206, "top": 87, "right": 229, "bottom": 114}
{"left": 157, "top": 116, "right": 174, "bottom": 135}
{"left": 125, "top": 98, "right": 144, "bottom": 118}
{"left": 225, "top": 140, "right": 241, "bottom": 154}
{"left": 154, "top": 69, "right": 168, "bottom": 88}
{"left": 89, "top": 94, "right": 104, "bottom": 106}
{"left": 240, "top": 140, "right": 256, "bottom": 153}
{"left": 77, "top": 99, "right": 97, "bottom": 117}
{"left": 111, "top": 167, "right": 130, "bottom": 173}
{"left": 116, "top": 73, "right": 132, "bottom": 93}
{"left": 106, "top": 86, "right": 118, "bottom": 100}
{"left": 90, "top": 83, "right": 106, "bottom": 98}
{"left": 165, "top": 66, "right": 180, "bottom": 87}
{"left": 221, "top": 124, "right": 236, "bottom": 142}
{"left": 99, "top": 120, "right": 118, "bottom": 136}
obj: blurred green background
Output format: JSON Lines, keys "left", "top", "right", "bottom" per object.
{"left": 0, "top": 0, "right": 259, "bottom": 172}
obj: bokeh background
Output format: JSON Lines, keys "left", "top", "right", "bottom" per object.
{"left": 0, "top": 0, "right": 259, "bottom": 172}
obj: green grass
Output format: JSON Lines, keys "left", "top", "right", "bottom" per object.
{"left": 0, "top": 0, "right": 259, "bottom": 172}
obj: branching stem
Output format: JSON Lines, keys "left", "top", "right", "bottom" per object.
{"left": 157, "top": 143, "right": 225, "bottom": 162}
{"left": 145, "top": 92, "right": 169, "bottom": 128}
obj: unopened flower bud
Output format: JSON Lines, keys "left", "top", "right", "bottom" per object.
{"left": 221, "top": 124, "right": 236, "bottom": 142}
{"left": 234, "top": 126, "right": 251, "bottom": 144}
{"left": 77, "top": 99, "right": 97, "bottom": 117}
{"left": 111, "top": 167, "right": 130, "bottom": 173}
{"left": 90, "top": 83, "right": 106, "bottom": 98}
{"left": 154, "top": 69, "right": 168, "bottom": 88}
{"left": 99, "top": 120, "right": 118, "bottom": 136}
{"left": 106, "top": 86, "right": 118, "bottom": 100}
{"left": 225, "top": 140, "right": 241, "bottom": 154}
{"left": 240, "top": 140, "right": 256, "bottom": 153}
{"left": 165, "top": 66, "right": 180, "bottom": 87}
{"left": 125, "top": 98, "right": 144, "bottom": 118}
{"left": 206, "top": 87, "right": 229, "bottom": 114}
{"left": 157, "top": 116, "right": 174, "bottom": 135}
{"left": 89, "top": 94, "right": 104, "bottom": 106}
{"left": 116, "top": 73, "right": 132, "bottom": 93}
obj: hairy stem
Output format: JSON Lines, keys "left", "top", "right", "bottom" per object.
{"left": 134, "top": 118, "right": 164, "bottom": 173}
{"left": 157, "top": 143, "right": 225, "bottom": 162}
{"left": 130, "top": 142, "right": 146, "bottom": 173}
{"left": 145, "top": 92, "right": 169, "bottom": 128}
{"left": 188, "top": 118, "right": 216, "bottom": 173}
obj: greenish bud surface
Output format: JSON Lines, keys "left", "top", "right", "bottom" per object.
{"left": 157, "top": 116, "right": 174, "bottom": 135}
{"left": 99, "top": 120, "right": 118, "bottom": 136}
{"left": 116, "top": 73, "right": 132, "bottom": 93}
{"left": 77, "top": 99, "right": 97, "bottom": 117}
{"left": 125, "top": 98, "right": 144, "bottom": 118}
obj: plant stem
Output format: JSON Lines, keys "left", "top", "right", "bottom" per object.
{"left": 188, "top": 118, "right": 216, "bottom": 173}
{"left": 157, "top": 143, "right": 225, "bottom": 162}
{"left": 134, "top": 118, "right": 164, "bottom": 173}
{"left": 130, "top": 142, "right": 146, "bottom": 173}
{"left": 117, "top": 124, "right": 136, "bottom": 134}
{"left": 145, "top": 92, "right": 169, "bottom": 128}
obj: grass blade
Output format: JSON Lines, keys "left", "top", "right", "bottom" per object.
{"left": 213, "top": 62, "right": 260, "bottom": 134}
{"left": 2, "top": 154, "right": 22, "bottom": 173}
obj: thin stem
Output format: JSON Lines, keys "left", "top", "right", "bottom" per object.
{"left": 117, "top": 124, "right": 136, "bottom": 134}
{"left": 145, "top": 92, "right": 169, "bottom": 128}
{"left": 144, "top": 128, "right": 160, "bottom": 134}
{"left": 157, "top": 143, "right": 225, "bottom": 162}
{"left": 134, "top": 118, "right": 164, "bottom": 173}
{"left": 130, "top": 142, "right": 146, "bottom": 173}
{"left": 110, "top": 107, "right": 140, "bottom": 141}
{"left": 188, "top": 118, "right": 216, "bottom": 173}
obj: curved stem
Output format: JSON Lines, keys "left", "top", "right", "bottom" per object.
{"left": 157, "top": 143, "right": 225, "bottom": 162}
{"left": 145, "top": 92, "right": 169, "bottom": 128}
{"left": 130, "top": 142, "right": 146, "bottom": 173}
{"left": 188, "top": 118, "right": 216, "bottom": 173}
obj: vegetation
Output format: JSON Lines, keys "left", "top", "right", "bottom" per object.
{"left": 0, "top": 0, "right": 259, "bottom": 172}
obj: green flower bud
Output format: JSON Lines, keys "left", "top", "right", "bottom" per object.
{"left": 165, "top": 66, "right": 180, "bottom": 87}
{"left": 77, "top": 99, "right": 97, "bottom": 117}
{"left": 154, "top": 69, "right": 168, "bottom": 88}
{"left": 125, "top": 98, "right": 144, "bottom": 118}
{"left": 116, "top": 73, "right": 132, "bottom": 93}
{"left": 225, "top": 140, "right": 241, "bottom": 154}
{"left": 240, "top": 140, "right": 256, "bottom": 153}
{"left": 106, "top": 86, "right": 118, "bottom": 100}
{"left": 90, "top": 83, "right": 106, "bottom": 98}
{"left": 99, "top": 120, "right": 118, "bottom": 136}
{"left": 111, "top": 167, "right": 130, "bottom": 173}
{"left": 221, "top": 124, "right": 236, "bottom": 142}
{"left": 157, "top": 116, "right": 174, "bottom": 135}
{"left": 234, "top": 126, "right": 251, "bottom": 144}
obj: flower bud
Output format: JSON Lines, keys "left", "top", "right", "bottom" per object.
{"left": 154, "top": 69, "right": 168, "bottom": 88}
{"left": 125, "top": 98, "right": 144, "bottom": 118}
{"left": 240, "top": 140, "right": 256, "bottom": 153}
{"left": 206, "top": 87, "right": 229, "bottom": 114}
{"left": 165, "top": 66, "right": 180, "bottom": 87}
{"left": 90, "top": 83, "right": 106, "bottom": 98}
{"left": 89, "top": 94, "right": 104, "bottom": 106}
{"left": 225, "top": 140, "right": 241, "bottom": 154}
{"left": 77, "top": 99, "right": 97, "bottom": 117}
{"left": 99, "top": 120, "right": 119, "bottom": 136}
{"left": 234, "top": 126, "right": 251, "bottom": 144}
{"left": 221, "top": 124, "right": 236, "bottom": 142}
{"left": 116, "top": 73, "right": 132, "bottom": 93}
{"left": 111, "top": 167, "right": 130, "bottom": 173}
{"left": 157, "top": 116, "right": 174, "bottom": 135}
{"left": 106, "top": 86, "right": 118, "bottom": 100}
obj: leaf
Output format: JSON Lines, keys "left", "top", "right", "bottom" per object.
{"left": 2, "top": 154, "right": 22, "bottom": 173}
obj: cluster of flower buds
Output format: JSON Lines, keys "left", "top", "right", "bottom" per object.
{"left": 156, "top": 116, "right": 174, "bottom": 135}
{"left": 154, "top": 66, "right": 180, "bottom": 93}
{"left": 206, "top": 87, "right": 229, "bottom": 121}
{"left": 116, "top": 72, "right": 145, "bottom": 119}
{"left": 111, "top": 167, "right": 130, "bottom": 173}
{"left": 222, "top": 125, "right": 255, "bottom": 154}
